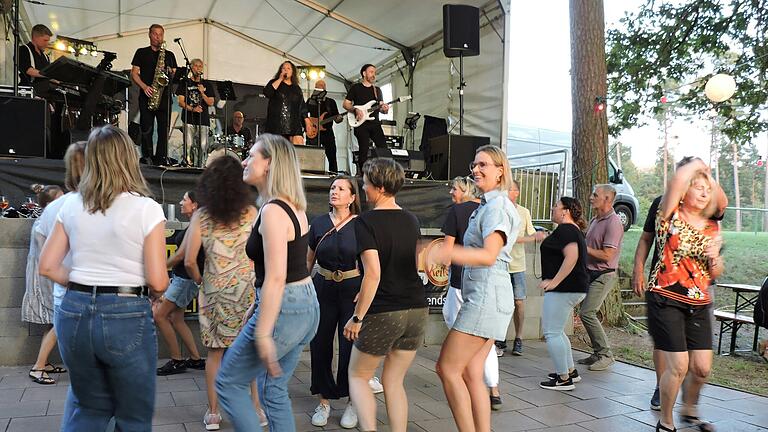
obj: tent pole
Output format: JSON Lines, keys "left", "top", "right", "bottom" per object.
{"left": 12, "top": 0, "right": 20, "bottom": 96}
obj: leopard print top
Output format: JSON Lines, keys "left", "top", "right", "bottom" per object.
{"left": 648, "top": 210, "right": 718, "bottom": 305}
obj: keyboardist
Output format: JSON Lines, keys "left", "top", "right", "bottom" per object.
{"left": 18, "top": 24, "right": 52, "bottom": 86}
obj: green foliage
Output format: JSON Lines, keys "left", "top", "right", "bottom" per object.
{"left": 606, "top": 0, "right": 768, "bottom": 143}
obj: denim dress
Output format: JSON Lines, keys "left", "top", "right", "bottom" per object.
{"left": 452, "top": 189, "right": 520, "bottom": 341}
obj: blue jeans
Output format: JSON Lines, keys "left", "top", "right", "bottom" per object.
{"left": 55, "top": 290, "right": 156, "bottom": 432}
{"left": 216, "top": 281, "right": 319, "bottom": 432}
{"left": 542, "top": 292, "right": 586, "bottom": 375}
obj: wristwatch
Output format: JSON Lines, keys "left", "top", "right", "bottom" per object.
{"left": 352, "top": 315, "right": 363, "bottom": 323}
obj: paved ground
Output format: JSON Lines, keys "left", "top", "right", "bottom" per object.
{"left": 0, "top": 340, "right": 767, "bottom": 431}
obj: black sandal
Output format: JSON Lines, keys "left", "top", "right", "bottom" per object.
{"left": 43, "top": 363, "right": 67, "bottom": 374}
{"left": 28, "top": 369, "right": 55, "bottom": 385}
{"left": 656, "top": 421, "right": 676, "bottom": 431}
{"left": 680, "top": 415, "right": 716, "bottom": 432}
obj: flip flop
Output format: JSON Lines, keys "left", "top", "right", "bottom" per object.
{"left": 680, "top": 414, "right": 716, "bottom": 432}
{"left": 28, "top": 369, "right": 55, "bottom": 385}
{"left": 43, "top": 363, "right": 67, "bottom": 374}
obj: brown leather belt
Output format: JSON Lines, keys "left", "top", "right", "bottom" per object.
{"left": 317, "top": 266, "right": 361, "bottom": 282}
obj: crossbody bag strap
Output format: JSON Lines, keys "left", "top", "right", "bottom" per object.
{"left": 315, "top": 213, "right": 354, "bottom": 252}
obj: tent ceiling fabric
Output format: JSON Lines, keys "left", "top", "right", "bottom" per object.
{"left": 24, "top": 0, "right": 490, "bottom": 81}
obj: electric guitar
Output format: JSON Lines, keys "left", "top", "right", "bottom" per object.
{"left": 305, "top": 113, "right": 344, "bottom": 139}
{"left": 346, "top": 95, "right": 412, "bottom": 128}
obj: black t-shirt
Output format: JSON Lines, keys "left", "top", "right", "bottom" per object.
{"left": 130, "top": 46, "right": 178, "bottom": 98}
{"left": 441, "top": 201, "right": 480, "bottom": 289}
{"left": 175, "top": 78, "right": 214, "bottom": 125}
{"left": 224, "top": 125, "right": 253, "bottom": 144}
{"left": 345, "top": 83, "right": 382, "bottom": 123}
{"left": 170, "top": 228, "right": 205, "bottom": 279}
{"left": 18, "top": 42, "right": 50, "bottom": 86}
{"left": 263, "top": 79, "right": 308, "bottom": 135}
{"left": 307, "top": 97, "right": 340, "bottom": 140}
{"left": 642, "top": 195, "right": 724, "bottom": 277}
{"left": 309, "top": 213, "right": 359, "bottom": 271}
{"left": 540, "top": 224, "right": 589, "bottom": 293}
{"left": 355, "top": 209, "right": 425, "bottom": 314}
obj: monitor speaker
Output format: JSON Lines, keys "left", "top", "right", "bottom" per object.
{"left": 294, "top": 145, "right": 326, "bottom": 173}
{"left": 0, "top": 96, "right": 46, "bottom": 157}
{"left": 428, "top": 135, "right": 491, "bottom": 180}
{"left": 443, "top": 4, "right": 480, "bottom": 58}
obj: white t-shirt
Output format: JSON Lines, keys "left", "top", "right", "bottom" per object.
{"left": 57, "top": 192, "right": 165, "bottom": 286}
{"left": 36, "top": 192, "right": 75, "bottom": 296}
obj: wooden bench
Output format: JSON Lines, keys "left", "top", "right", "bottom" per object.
{"left": 714, "top": 310, "right": 758, "bottom": 355}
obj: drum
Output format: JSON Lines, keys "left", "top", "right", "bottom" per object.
{"left": 206, "top": 145, "right": 241, "bottom": 167}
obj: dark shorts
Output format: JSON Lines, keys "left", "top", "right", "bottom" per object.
{"left": 355, "top": 307, "right": 428, "bottom": 356}
{"left": 646, "top": 291, "right": 712, "bottom": 352}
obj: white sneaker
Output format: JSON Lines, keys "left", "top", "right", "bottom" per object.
{"left": 311, "top": 402, "right": 330, "bottom": 427}
{"left": 203, "top": 410, "right": 221, "bottom": 431}
{"left": 368, "top": 376, "right": 384, "bottom": 394}
{"left": 340, "top": 403, "right": 358, "bottom": 429}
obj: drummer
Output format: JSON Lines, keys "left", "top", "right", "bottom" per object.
{"left": 225, "top": 111, "right": 253, "bottom": 145}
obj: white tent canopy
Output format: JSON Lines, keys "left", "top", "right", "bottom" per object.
{"left": 4, "top": 0, "right": 510, "bottom": 171}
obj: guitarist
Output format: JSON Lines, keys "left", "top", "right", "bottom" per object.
{"left": 307, "top": 80, "right": 342, "bottom": 172}
{"left": 343, "top": 64, "right": 389, "bottom": 175}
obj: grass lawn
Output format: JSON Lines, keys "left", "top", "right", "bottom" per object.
{"left": 597, "top": 228, "right": 768, "bottom": 395}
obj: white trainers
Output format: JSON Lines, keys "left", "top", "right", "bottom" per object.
{"left": 311, "top": 402, "right": 331, "bottom": 427}
{"left": 340, "top": 403, "right": 358, "bottom": 429}
{"left": 368, "top": 376, "right": 384, "bottom": 394}
{"left": 203, "top": 410, "right": 221, "bottom": 431}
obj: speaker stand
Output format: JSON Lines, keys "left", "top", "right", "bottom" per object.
{"left": 459, "top": 51, "right": 466, "bottom": 135}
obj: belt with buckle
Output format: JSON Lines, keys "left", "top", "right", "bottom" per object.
{"left": 68, "top": 282, "right": 147, "bottom": 297}
{"left": 317, "top": 266, "right": 361, "bottom": 282}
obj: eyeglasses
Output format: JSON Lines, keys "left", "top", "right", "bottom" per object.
{"left": 469, "top": 161, "right": 501, "bottom": 171}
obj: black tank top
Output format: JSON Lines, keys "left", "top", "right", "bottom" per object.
{"left": 246, "top": 199, "right": 310, "bottom": 287}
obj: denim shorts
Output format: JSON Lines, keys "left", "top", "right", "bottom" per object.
{"left": 453, "top": 261, "right": 514, "bottom": 341}
{"left": 510, "top": 271, "right": 527, "bottom": 300}
{"left": 53, "top": 283, "right": 66, "bottom": 309}
{"left": 164, "top": 276, "right": 199, "bottom": 309}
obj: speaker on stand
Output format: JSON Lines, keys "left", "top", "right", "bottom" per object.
{"left": 442, "top": 4, "right": 480, "bottom": 135}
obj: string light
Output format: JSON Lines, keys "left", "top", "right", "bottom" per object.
{"left": 297, "top": 65, "right": 326, "bottom": 82}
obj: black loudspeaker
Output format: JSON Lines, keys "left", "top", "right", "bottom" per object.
{"left": 371, "top": 147, "right": 425, "bottom": 174}
{"left": 428, "top": 135, "right": 491, "bottom": 180}
{"left": 0, "top": 96, "right": 46, "bottom": 157}
{"left": 443, "top": 4, "right": 480, "bottom": 58}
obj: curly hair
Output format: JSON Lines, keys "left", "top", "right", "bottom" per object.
{"left": 559, "top": 196, "right": 587, "bottom": 230}
{"left": 195, "top": 156, "right": 252, "bottom": 226}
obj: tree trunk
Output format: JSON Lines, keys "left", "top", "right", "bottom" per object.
{"left": 570, "top": 0, "right": 609, "bottom": 208}
{"left": 732, "top": 140, "right": 741, "bottom": 232}
{"left": 570, "top": 1, "right": 623, "bottom": 325}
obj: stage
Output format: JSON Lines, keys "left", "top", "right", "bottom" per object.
{"left": 0, "top": 156, "right": 452, "bottom": 229}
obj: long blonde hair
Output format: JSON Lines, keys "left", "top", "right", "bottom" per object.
{"left": 256, "top": 133, "right": 307, "bottom": 210}
{"left": 79, "top": 125, "right": 151, "bottom": 214}
{"left": 476, "top": 145, "right": 512, "bottom": 192}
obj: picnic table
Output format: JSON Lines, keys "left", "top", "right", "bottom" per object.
{"left": 715, "top": 283, "right": 761, "bottom": 355}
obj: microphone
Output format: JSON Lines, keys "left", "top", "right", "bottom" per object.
{"left": 173, "top": 37, "right": 182, "bottom": 43}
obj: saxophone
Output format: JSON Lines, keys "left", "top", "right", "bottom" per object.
{"left": 147, "top": 42, "right": 169, "bottom": 111}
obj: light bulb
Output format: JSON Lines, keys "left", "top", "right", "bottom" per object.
{"left": 309, "top": 70, "right": 319, "bottom": 80}
{"left": 300, "top": 71, "right": 307, "bottom": 79}
{"left": 55, "top": 41, "right": 66, "bottom": 51}
{"left": 79, "top": 47, "right": 89, "bottom": 55}
{"left": 319, "top": 70, "right": 326, "bottom": 79}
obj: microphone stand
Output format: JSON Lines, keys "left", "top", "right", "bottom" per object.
{"left": 175, "top": 38, "right": 192, "bottom": 167}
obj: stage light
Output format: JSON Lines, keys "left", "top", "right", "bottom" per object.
{"left": 91, "top": 50, "right": 98, "bottom": 57}
{"left": 319, "top": 70, "right": 325, "bottom": 79}
{"left": 297, "top": 65, "right": 326, "bottom": 81}
{"left": 54, "top": 41, "right": 66, "bottom": 51}
{"left": 52, "top": 35, "right": 99, "bottom": 57}
{"left": 67, "top": 46, "right": 75, "bottom": 53}
{"left": 309, "top": 69, "right": 319, "bottom": 80}
{"left": 79, "top": 47, "right": 89, "bottom": 56}
{"left": 300, "top": 71, "right": 307, "bottom": 79}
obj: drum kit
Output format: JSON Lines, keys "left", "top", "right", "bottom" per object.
{"left": 205, "top": 133, "right": 247, "bottom": 167}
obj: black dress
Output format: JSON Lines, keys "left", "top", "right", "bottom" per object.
{"left": 308, "top": 213, "right": 360, "bottom": 399}
{"left": 263, "top": 79, "right": 308, "bottom": 136}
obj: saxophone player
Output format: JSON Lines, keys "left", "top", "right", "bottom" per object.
{"left": 131, "top": 24, "right": 177, "bottom": 165}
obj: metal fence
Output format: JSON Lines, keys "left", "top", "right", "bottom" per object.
{"left": 507, "top": 149, "right": 567, "bottom": 223}
{"left": 720, "top": 206, "right": 768, "bottom": 233}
